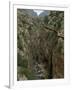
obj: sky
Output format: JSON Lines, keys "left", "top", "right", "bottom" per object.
{"left": 33, "top": 9, "right": 44, "bottom": 16}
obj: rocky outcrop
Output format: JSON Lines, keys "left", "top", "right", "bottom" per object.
{"left": 17, "top": 9, "right": 64, "bottom": 80}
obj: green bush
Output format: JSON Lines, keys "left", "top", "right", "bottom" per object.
{"left": 18, "top": 67, "right": 36, "bottom": 80}
{"left": 17, "top": 53, "right": 28, "bottom": 68}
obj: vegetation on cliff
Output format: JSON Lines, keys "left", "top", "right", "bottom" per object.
{"left": 17, "top": 9, "right": 64, "bottom": 80}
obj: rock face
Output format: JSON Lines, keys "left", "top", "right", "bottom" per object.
{"left": 17, "top": 9, "right": 64, "bottom": 80}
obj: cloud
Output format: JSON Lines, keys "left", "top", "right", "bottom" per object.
{"left": 33, "top": 9, "right": 44, "bottom": 16}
